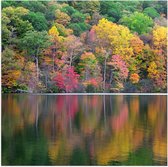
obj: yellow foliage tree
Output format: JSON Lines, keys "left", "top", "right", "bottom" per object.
{"left": 130, "top": 35, "right": 144, "bottom": 54}
{"left": 49, "top": 25, "right": 59, "bottom": 37}
{"left": 147, "top": 61, "right": 158, "bottom": 79}
{"left": 55, "top": 9, "right": 71, "bottom": 26}
{"left": 94, "top": 18, "right": 134, "bottom": 62}
{"left": 48, "top": 26, "right": 64, "bottom": 72}
{"left": 152, "top": 26, "right": 167, "bottom": 49}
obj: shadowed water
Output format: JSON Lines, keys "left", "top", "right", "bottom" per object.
{"left": 2, "top": 94, "right": 167, "bottom": 165}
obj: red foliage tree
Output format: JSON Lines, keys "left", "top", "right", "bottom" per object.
{"left": 108, "top": 55, "right": 129, "bottom": 81}
{"left": 64, "top": 67, "right": 80, "bottom": 92}
{"left": 53, "top": 66, "right": 80, "bottom": 93}
{"left": 54, "top": 72, "right": 65, "bottom": 90}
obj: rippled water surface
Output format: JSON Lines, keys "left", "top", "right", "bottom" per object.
{"left": 2, "top": 94, "right": 167, "bottom": 165}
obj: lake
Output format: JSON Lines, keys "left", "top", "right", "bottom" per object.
{"left": 2, "top": 94, "right": 167, "bottom": 165}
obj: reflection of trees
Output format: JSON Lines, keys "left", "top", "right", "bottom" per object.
{"left": 2, "top": 95, "right": 43, "bottom": 137}
{"left": 111, "top": 101, "right": 128, "bottom": 131}
{"left": 147, "top": 96, "right": 167, "bottom": 165}
{"left": 2, "top": 95, "right": 167, "bottom": 165}
{"left": 95, "top": 96, "right": 166, "bottom": 165}
{"left": 95, "top": 96, "right": 141, "bottom": 165}
{"left": 2, "top": 126, "right": 50, "bottom": 165}
{"left": 46, "top": 95, "right": 103, "bottom": 165}
{"left": 80, "top": 96, "right": 102, "bottom": 135}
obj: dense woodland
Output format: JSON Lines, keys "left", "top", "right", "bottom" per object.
{"left": 2, "top": 0, "right": 167, "bottom": 93}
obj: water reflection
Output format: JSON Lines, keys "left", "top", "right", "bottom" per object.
{"left": 2, "top": 95, "right": 167, "bottom": 165}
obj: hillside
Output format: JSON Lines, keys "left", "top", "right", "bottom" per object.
{"left": 1, "top": 0, "right": 167, "bottom": 93}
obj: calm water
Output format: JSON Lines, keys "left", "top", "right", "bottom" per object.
{"left": 2, "top": 94, "right": 167, "bottom": 165}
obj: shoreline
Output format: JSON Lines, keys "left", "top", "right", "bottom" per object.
{"left": 2, "top": 93, "right": 167, "bottom": 95}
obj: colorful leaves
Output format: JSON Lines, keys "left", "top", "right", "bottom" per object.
{"left": 1, "top": 1, "right": 167, "bottom": 93}
{"left": 94, "top": 18, "right": 134, "bottom": 62}
{"left": 130, "top": 73, "right": 140, "bottom": 84}
{"left": 55, "top": 9, "right": 71, "bottom": 26}
{"left": 53, "top": 72, "right": 65, "bottom": 90}
{"left": 79, "top": 52, "right": 98, "bottom": 77}
{"left": 152, "top": 26, "right": 167, "bottom": 49}
{"left": 65, "top": 67, "right": 80, "bottom": 92}
{"left": 83, "top": 78, "right": 101, "bottom": 88}
{"left": 130, "top": 35, "right": 144, "bottom": 54}
{"left": 147, "top": 61, "right": 158, "bottom": 79}
{"left": 53, "top": 66, "right": 80, "bottom": 93}
{"left": 49, "top": 25, "right": 59, "bottom": 37}
{"left": 108, "top": 55, "right": 129, "bottom": 81}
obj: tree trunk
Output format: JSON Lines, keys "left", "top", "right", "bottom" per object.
{"left": 53, "top": 54, "right": 55, "bottom": 73}
{"left": 35, "top": 57, "right": 39, "bottom": 82}
{"left": 109, "top": 69, "right": 113, "bottom": 84}
{"left": 70, "top": 55, "right": 72, "bottom": 67}
{"left": 45, "top": 73, "right": 48, "bottom": 89}
{"left": 85, "top": 68, "right": 89, "bottom": 80}
{"left": 103, "top": 58, "right": 107, "bottom": 92}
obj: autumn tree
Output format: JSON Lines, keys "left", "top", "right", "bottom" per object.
{"left": 63, "top": 35, "right": 83, "bottom": 66}
{"left": 19, "top": 61, "right": 37, "bottom": 92}
{"left": 2, "top": 47, "right": 24, "bottom": 91}
{"left": 107, "top": 55, "right": 129, "bottom": 91}
{"left": 55, "top": 23, "right": 73, "bottom": 37}
{"left": 47, "top": 25, "right": 64, "bottom": 73}
{"left": 93, "top": 18, "right": 133, "bottom": 91}
{"left": 130, "top": 73, "right": 140, "bottom": 84}
{"left": 151, "top": 26, "right": 167, "bottom": 90}
{"left": 53, "top": 66, "right": 80, "bottom": 93}
{"left": 130, "top": 35, "right": 144, "bottom": 55}
{"left": 55, "top": 9, "right": 71, "bottom": 26}
{"left": 94, "top": 18, "right": 135, "bottom": 62}
{"left": 78, "top": 52, "right": 102, "bottom": 90}
{"left": 152, "top": 26, "right": 167, "bottom": 51}
{"left": 154, "top": 16, "right": 167, "bottom": 27}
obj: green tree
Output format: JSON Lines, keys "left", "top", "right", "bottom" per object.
{"left": 2, "top": 6, "right": 33, "bottom": 45}
{"left": 74, "top": 1, "right": 100, "bottom": 15}
{"left": 71, "top": 12, "right": 85, "bottom": 23}
{"left": 143, "top": 7, "right": 159, "bottom": 19}
{"left": 18, "top": 1, "right": 47, "bottom": 13}
{"left": 1, "top": 11, "right": 11, "bottom": 47}
{"left": 68, "top": 22, "right": 90, "bottom": 36}
{"left": 61, "top": 5, "right": 77, "bottom": 15}
{"left": 20, "top": 31, "right": 51, "bottom": 82}
{"left": 23, "top": 12, "right": 48, "bottom": 31}
{"left": 120, "top": 12, "right": 154, "bottom": 34}
{"left": 100, "top": 1, "right": 123, "bottom": 22}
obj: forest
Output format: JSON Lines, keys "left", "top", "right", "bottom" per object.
{"left": 2, "top": 0, "right": 167, "bottom": 93}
